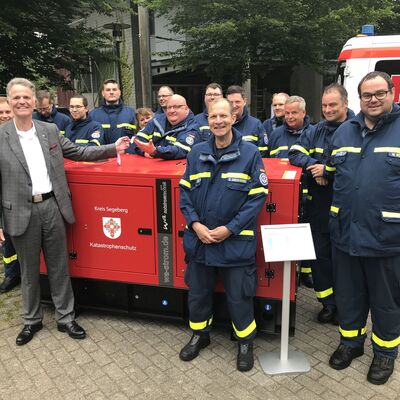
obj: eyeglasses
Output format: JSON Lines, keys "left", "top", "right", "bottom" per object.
{"left": 360, "top": 90, "right": 391, "bottom": 102}
{"left": 158, "top": 94, "right": 172, "bottom": 99}
{"left": 69, "top": 105, "right": 85, "bottom": 110}
{"left": 205, "top": 93, "right": 222, "bottom": 98}
{"left": 166, "top": 104, "right": 186, "bottom": 111}
{"left": 36, "top": 106, "right": 52, "bottom": 112}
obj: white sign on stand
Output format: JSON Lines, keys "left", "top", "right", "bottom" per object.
{"left": 258, "top": 223, "right": 316, "bottom": 375}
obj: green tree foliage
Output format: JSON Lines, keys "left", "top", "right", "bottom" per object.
{"left": 0, "top": 0, "right": 129, "bottom": 91}
{"left": 138, "top": 0, "right": 395, "bottom": 84}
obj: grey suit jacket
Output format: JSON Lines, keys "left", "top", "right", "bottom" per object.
{"left": 0, "top": 119, "right": 117, "bottom": 236}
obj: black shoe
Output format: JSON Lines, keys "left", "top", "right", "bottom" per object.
{"left": 367, "top": 354, "right": 395, "bottom": 385}
{"left": 317, "top": 305, "right": 337, "bottom": 324}
{"left": 179, "top": 333, "right": 210, "bottom": 361}
{"left": 57, "top": 320, "right": 86, "bottom": 339}
{"left": 237, "top": 342, "right": 254, "bottom": 372}
{"left": 300, "top": 273, "right": 314, "bottom": 288}
{"left": 16, "top": 322, "right": 43, "bottom": 346}
{"left": 0, "top": 275, "right": 21, "bottom": 293}
{"left": 329, "top": 344, "right": 364, "bottom": 370}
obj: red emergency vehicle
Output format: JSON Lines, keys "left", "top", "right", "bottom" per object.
{"left": 337, "top": 30, "right": 400, "bottom": 113}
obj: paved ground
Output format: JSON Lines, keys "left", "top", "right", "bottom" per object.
{"left": 0, "top": 267, "right": 399, "bottom": 400}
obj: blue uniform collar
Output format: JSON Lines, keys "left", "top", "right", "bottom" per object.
{"left": 200, "top": 127, "right": 242, "bottom": 164}
{"left": 351, "top": 103, "right": 400, "bottom": 131}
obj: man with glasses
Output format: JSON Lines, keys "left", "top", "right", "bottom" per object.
{"left": 65, "top": 95, "right": 105, "bottom": 146}
{"left": 89, "top": 79, "right": 136, "bottom": 144}
{"left": 326, "top": 71, "right": 399, "bottom": 385}
{"left": 33, "top": 90, "right": 70, "bottom": 134}
{"left": 195, "top": 83, "right": 223, "bottom": 140}
{"left": 155, "top": 86, "right": 174, "bottom": 116}
{"left": 129, "top": 94, "right": 200, "bottom": 159}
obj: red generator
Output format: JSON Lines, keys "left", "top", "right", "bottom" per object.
{"left": 40, "top": 155, "right": 302, "bottom": 335}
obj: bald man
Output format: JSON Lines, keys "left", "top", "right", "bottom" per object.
{"left": 128, "top": 94, "right": 201, "bottom": 159}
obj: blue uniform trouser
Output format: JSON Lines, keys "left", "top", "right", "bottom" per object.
{"left": 185, "top": 262, "right": 257, "bottom": 342}
{"left": 332, "top": 246, "right": 400, "bottom": 359}
{"left": 3, "top": 233, "right": 20, "bottom": 279}
{"left": 312, "top": 231, "right": 335, "bottom": 307}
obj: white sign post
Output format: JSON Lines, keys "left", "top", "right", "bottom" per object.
{"left": 258, "top": 223, "right": 315, "bottom": 375}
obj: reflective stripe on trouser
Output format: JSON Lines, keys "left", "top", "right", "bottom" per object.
{"left": 185, "top": 262, "right": 257, "bottom": 341}
{"left": 299, "top": 260, "right": 313, "bottom": 274}
{"left": 3, "top": 233, "right": 20, "bottom": 279}
{"left": 311, "top": 231, "right": 335, "bottom": 306}
{"left": 332, "top": 246, "right": 400, "bottom": 357}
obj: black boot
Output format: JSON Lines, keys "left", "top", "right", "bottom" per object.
{"left": 329, "top": 344, "right": 364, "bottom": 370}
{"left": 300, "top": 272, "right": 313, "bottom": 288}
{"left": 237, "top": 342, "right": 254, "bottom": 372}
{"left": 367, "top": 354, "right": 395, "bottom": 385}
{"left": 318, "top": 305, "right": 337, "bottom": 324}
{"left": 179, "top": 333, "right": 210, "bottom": 361}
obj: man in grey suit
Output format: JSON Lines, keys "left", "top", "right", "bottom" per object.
{"left": 0, "top": 78, "right": 130, "bottom": 346}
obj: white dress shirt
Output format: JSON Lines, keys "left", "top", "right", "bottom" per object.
{"left": 15, "top": 121, "right": 53, "bottom": 195}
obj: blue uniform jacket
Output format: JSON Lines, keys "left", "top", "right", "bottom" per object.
{"left": 65, "top": 117, "right": 105, "bottom": 146}
{"left": 33, "top": 106, "right": 70, "bottom": 134}
{"left": 194, "top": 109, "right": 211, "bottom": 141}
{"left": 268, "top": 116, "right": 314, "bottom": 158}
{"left": 128, "top": 111, "right": 200, "bottom": 159}
{"left": 179, "top": 128, "right": 268, "bottom": 267}
{"left": 288, "top": 110, "right": 355, "bottom": 231}
{"left": 327, "top": 104, "right": 400, "bottom": 256}
{"left": 263, "top": 116, "right": 284, "bottom": 136}
{"left": 233, "top": 107, "right": 268, "bottom": 157}
{"left": 89, "top": 100, "right": 136, "bottom": 144}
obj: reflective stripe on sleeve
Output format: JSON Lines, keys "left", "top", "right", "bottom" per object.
{"left": 90, "top": 139, "right": 101, "bottom": 146}
{"left": 332, "top": 147, "right": 361, "bottom": 155}
{"left": 290, "top": 144, "right": 309, "bottom": 155}
{"left": 166, "top": 135, "right": 177, "bottom": 142}
{"left": 59, "top": 130, "right": 65, "bottom": 135}
{"left": 300, "top": 266, "right": 312, "bottom": 273}
{"left": 258, "top": 146, "right": 268, "bottom": 151}
{"left": 199, "top": 126, "right": 209, "bottom": 131}
{"left": 242, "top": 135, "right": 258, "bottom": 142}
{"left": 382, "top": 211, "right": 400, "bottom": 219}
{"left": 190, "top": 172, "right": 211, "bottom": 180}
{"left": 179, "top": 179, "right": 191, "bottom": 188}
{"left": 174, "top": 142, "right": 191, "bottom": 152}
{"left": 270, "top": 146, "right": 288, "bottom": 155}
{"left": 3, "top": 254, "right": 17, "bottom": 264}
{"left": 310, "top": 147, "right": 324, "bottom": 154}
{"left": 76, "top": 139, "right": 89, "bottom": 144}
{"left": 330, "top": 206, "right": 339, "bottom": 214}
{"left": 239, "top": 230, "right": 254, "bottom": 236}
{"left": 325, "top": 165, "right": 336, "bottom": 172}
{"left": 221, "top": 173, "right": 251, "bottom": 180}
{"left": 102, "top": 124, "right": 111, "bottom": 128}
{"left": 374, "top": 147, "right": 400, "bottom": 153}
{"left": 136, "top": 131, "right": 152, "bottom": 140}
{"left": 117, "top": 123, "right": 136, "bottom": 130}
{"left": 248, "top": 187, "right": 268, "bottom": 195}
